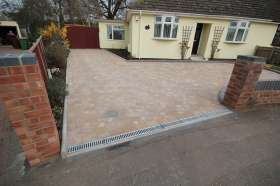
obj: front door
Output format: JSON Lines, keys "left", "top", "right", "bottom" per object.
{"left": 192, "top": 23, "right": 203, "bottom": 55}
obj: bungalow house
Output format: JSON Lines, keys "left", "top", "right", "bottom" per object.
{"left": 98, "top": 0, "right": 280, "bottom": 60}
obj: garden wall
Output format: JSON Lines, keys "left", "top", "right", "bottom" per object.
{"left": 222, "top": 55, "right": 280, "bottom": 110}
{"left": 254, "top": 81, "right": 280, "bottom": 105}
{"left": 0, "top": 53, "right": 60, "bottom": 166}
{"left": 29, "top": 36, "right": 49, "bottom": 83}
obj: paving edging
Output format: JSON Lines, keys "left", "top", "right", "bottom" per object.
{"left": 62, "top": 108, "right": 233, "bottom": 158}
{"left": 61, "top": 60, "right": 70, "bottom": 159}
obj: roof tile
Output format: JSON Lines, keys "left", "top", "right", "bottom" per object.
{"left": 130, "top": 0, "right": 280, "bottom": 22}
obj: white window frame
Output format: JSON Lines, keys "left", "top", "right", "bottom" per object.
{"left": 225, "top": 20, "right": 250, "bottom": 43}
{"left": 107, "top": 24, "right": 125, "bottom": 40}
{"left": 154, "top": 16, "right": 179, "bottom": 39}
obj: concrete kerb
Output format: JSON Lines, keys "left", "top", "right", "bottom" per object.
{"left": 61, "top": 60, "right": 70, "bottom": 159}
{"left": 126, "top": 59, "right": 235, "bottom": 64}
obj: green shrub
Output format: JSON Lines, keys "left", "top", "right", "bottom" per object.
{"left": 41, "top": 22, "right": 70, "bottom": 48}
{"left": 47, "top": 76, "right": 67, "bottom": 130}
{"left": 46, "top": 42, "right": 69, "bottom": 69}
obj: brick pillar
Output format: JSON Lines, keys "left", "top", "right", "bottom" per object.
{"left": 223, "top": 55, "right": 265, "bottom": 110}
{"left": 0, "top": 53, "right": 60, "bottom": 166}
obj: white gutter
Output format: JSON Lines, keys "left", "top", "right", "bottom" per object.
{"left": 93, "top": 19, "right": 127, "bottom": 24}
{"left": 127, "top": 9, "right": 280, "bottom": 25}
{"left": 138, "top": 10, "right": 142, "bottom": 60}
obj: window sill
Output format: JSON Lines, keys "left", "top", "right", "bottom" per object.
{"left": 224, "top": 41, "right": 248, "bottom": 44}
{"left": 107, "top": 39, "right": 125, "bottom": 41}
{"left": 153, "top": 37, "right": 178, "bottom": 41}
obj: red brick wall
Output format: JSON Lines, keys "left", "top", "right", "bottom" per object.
{"left": 0, "top": 56, "right": 60, "bottom": 166}
{"left": 29, "top": 37, "right": 48, "bottom": 83}
{"left": 254, "top": 90, "right": 280, "bottom": 105}
{"left": 223, "top": 55, "right": 280, "bottom": 110}
{"left": 223, "top": 56, "right": 264, "bottom": 110}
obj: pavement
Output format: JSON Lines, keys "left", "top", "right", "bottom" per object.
{"left": 3, "top": 105, "right": 280, "bottom": 186}
{"left": 0, "top": 102, "right": 25, "bottom": 184}
{"left": 65, "top": 49, "right": 280, "bottom": 148}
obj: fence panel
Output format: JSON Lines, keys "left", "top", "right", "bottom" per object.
{"left": 271, "top": 49, "right": 280, "bottom": 66}
{"left": 255, "top": 46, "right": 280, "bottom": 66}
{"left": 66, "top": 25, "right": 100, "bottom": 49}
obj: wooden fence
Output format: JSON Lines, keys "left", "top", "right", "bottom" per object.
{"left": 66, "top": 25, "right": 100, "bottom": 49}
{"left": 255, "top": 46, "right": 280, "bottom": 66}
{"left": 29, "top": 36, "right": 49, "bottom": 83}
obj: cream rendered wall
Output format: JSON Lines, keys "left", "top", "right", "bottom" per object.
{"left": 216, "top": 23, "right": 278, "bottom": 59}
{"left": 130, "top": 15, "right": 140, "bottom": 58}
{"left": 129, "top": 14, "right": 278, "bottom": 59}
{"left": 0, "top": 21, "right": 22, "bottom": 38}
{"left": 98, "top": 22, "right": 128, "bottom": 49}
{"left": 127, "top": 17, "right": 133, "bottom": 53}
{"left": 130, "top": 14, "right": 191, "bottom": 59}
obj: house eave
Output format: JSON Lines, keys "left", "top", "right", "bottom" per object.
{"left": 127, "top": 9, "right": 280, "bottom": 25}
{"left": 93, "top": 19, "right": 128, "bottom": 24}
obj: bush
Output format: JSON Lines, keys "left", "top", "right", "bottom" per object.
{"left": 41, "top": 22, "right": 70, "bottom": 69}
{"left": 47, "top": 76, "right": 67, "bottom": 130}
{"left": 41, "top": 22, "right": 69, "bottom": 48}
{"left": 46, "top": 42, "right": 69, "bottom": 69}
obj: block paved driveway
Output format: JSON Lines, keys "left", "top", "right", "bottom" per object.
{"left": 66, "top": 49, "right": 280, "bottom": 147}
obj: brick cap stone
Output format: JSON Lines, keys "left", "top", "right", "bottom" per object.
{"left": 0, "top": 52, "right": 37, "bottom": 67}
{"left": 237, "top": 55, "right": 265, "bottom": 64}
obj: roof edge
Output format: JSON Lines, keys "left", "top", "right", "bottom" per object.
{"left": 127, "top": 9, "right": 280, "bottom": 25}
{"left": 93, "top": 19, "right": 127, "bottom": 24}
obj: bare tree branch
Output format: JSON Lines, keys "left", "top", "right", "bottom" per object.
{"left": 97, "top": 0, "right": 128, "bottom": 20}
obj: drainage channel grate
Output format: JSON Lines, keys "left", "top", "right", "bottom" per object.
{"left": 66, "top": 109, "right": 232, "bottom": 155}
{"left": 67, "top": 125, "right": 163, "bottom": 153}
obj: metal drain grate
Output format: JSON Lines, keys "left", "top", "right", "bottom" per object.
{"left": 67, "top": 125, "right": 163, "bottom": 153}
{"left": 66, "top": 109, "right": 232, "bottom": 155}
{"left": 256, "top": 80, "right": 280, "bottom": 91}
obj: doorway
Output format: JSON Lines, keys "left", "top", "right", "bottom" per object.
{"left": 192, "top": 23, "right": 204, "bottom": 55}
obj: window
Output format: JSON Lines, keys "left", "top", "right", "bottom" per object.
{"left": 107, "top": 25, "right": 125, "bottom": 40}
{"left": 226, "top": 21, "right": 250, "bottom": 42}
{"left": 154, "top": 16, "right": 179, "bottom": 39}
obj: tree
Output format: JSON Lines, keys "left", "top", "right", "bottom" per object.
{"left": 63, "top": 0, "right": 84, "bottom": 23}
{"left": 99, "top": 0, "right": 128, "bottom": 20}
{"left": 53, "top": 0, "right": 65, "bottom": 27}
{"left": 5, "top": 0, "right": 54, "bottom": 39}
{"left": 52, "top": 0, "right": 103, "bottom": 27}
{"left": 0, "top": 0, "right": 22, "bottom": 13}
{"left": 80, "top": 0, "right": 103, "bottom": 20}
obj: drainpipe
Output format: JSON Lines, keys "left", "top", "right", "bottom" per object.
{"left": 138, "top": 10, "right": 142, "bottom": 60}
